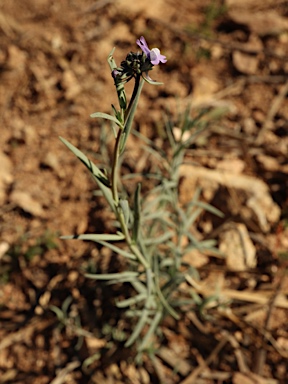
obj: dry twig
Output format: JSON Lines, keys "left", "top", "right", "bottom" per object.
{"left": 256, "top": 80, "right": 288, "bottom": 144}
{"left": 180, "top": 332, "right": 230, "bottom": 384}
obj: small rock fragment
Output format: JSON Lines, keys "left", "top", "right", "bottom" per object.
{"left": 233, "top": 51, "right": 258, "bottom": 75}
{"left": 10, "top": 190, "right": 44, "bottom": 217}
{"left": 0, "top": 152, "right": 13, "bottom": 205}
{"left": 219, "top": 223, "right": 256, "bottom": 271}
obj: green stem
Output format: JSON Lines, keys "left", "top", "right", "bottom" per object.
{"left": 124, "top": 74, "right": 140, "bottom": 123}
{"left": 120, "top": 78, "right": 145, "bottom": 155}
{"left": 117, "top": 201, "right": 150, "bottom": 269}
{"left": 111, "top": 130, "right": 122, "bottom": 203}
{"left": 110, "top": 75, "right": 149, "bottom": 270}
{"left": 111, "top": 75, "right": 142, "bottom": 204}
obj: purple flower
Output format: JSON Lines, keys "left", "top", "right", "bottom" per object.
{"left": 136, "top": 36, "right": 167, "bottom": 65}
{"left": 111, "top": 69, "right": 122, "bottom": 79}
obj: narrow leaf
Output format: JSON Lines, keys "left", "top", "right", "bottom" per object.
{"left": 96, "top": 240, "right": 136, "bottom": 260}
{"left": 154, "top": 256, "right": 180, "bottom": 320}
{"left": 107, "top": 48, "right": 127, "bottom": 110}
{"left": 143, "top": 231, "right": 173, "bottom": 246}
{"left": 107, "top": 47, "right": 117, "bottom": 71}
{"left": 193, "top": 201, "right": 224, "bottom": 217}
{"left": 119, "top": 199, "right": 130, "bottom": 226}
{"left": 90, "top": 112, "right": 123, "bottom": 128}
{"left": 138, "top": 310, "right": 162, "bottom": 352}
{"left": 143, "top": 76, "right": 163, "bottom": 86}
{"left": 59, "top": 137, "right": 115, "bottom": 213}
{"left": 132, "top": 183, "right": 141, "bottom": 242}
{"left": 120, "top": 79, "right": 144, "bottom": 154}
{"left": 116, "top": 293, "right": 147, "bottom": 308}
{"left": 131, "top": 280, "right": 148, "bottom": 295}
{"left": 183, "top": 207, "right": 203, "bottom": 230}
{"left": 125, "top": 296, "right": 154, "bottom": 347}
{"left": 61, "top": 233, "right": 125, "bottom": 242}
{"left": 85, "top": 271, "right": 139, "bottom": 280}
{"left": 106, "top": 277, "right": 139, "bottom": 284}
{"left": 49, "top": 305, "right": 64, "bottom": 321}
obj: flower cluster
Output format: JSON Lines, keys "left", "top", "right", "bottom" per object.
{"left": 112, "top": 36, "right": 167, "bottom": 85}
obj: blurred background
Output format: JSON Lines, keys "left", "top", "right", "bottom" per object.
{"left": 0, "top": 0, "right": 288, "bottom": 383}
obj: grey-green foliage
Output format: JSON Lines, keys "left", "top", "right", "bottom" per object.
{"left": 58, "top": 45, "right": 224, "bottom": 361}
{"left": 130, "top": 107, "right": 223, "bottom": 310}
{"left": 61, "top": 107, "right": 223, "bottom": 360}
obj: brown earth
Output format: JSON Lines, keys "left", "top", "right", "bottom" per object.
{"left": 0, "top": 0, "right": 288, "bottom": 383}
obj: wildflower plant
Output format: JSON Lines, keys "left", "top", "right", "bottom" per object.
{"left": 60, "top": 36, "right": 222, "bottom": 357}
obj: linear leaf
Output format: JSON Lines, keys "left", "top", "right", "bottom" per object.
{"left": 132, "top": 183, "right": 141, "bottom": 242}
{"left": 96, "top": 240, "right": 136, "bottom": 260}
{"left": 119, "top": 199, "right": 130, "bottom": 226}
{"left": 106, "top": 277, "right": 139, "bottom": 285}
{"left": 90, "top": 112, "right": 123, "bottom": 128}
{"left": 59, "top": 137, "right": 115, "bottom": 213}
{"left": 183, "top": 207, "right": 203, "bottom": 230}
{"left": 125, "top": 309, "right": 156, "bottom": 318}
{"left": 85, "top": 271, "right": 139, "bottom": 280}
{"left": 120, "top": 78, "right": 144, "bottom": 154}
{"left": 132, "top": 129, "right": 167, "bottom": 160}
{"left": 192, "top": 201, "right": 224, "bottom": 217}
{"left": 116, "top": 293, "right": 147, "bottom": 308}
{"left": 170, "top": 298, "right": 198, "bottom": 307}
{"left": 125, "top": 296, "right": 154, "bottom": 347}
{"left": 107, "top": 48, "right": 127, "bottom": 110}
{"left": 143, "top": 231, "right": 173, "bottom": 246}
{"left": 107, "top": 47, "right": 117, "bottom": 70}
{"left": 143, "top": 77, "right": 163, "bottom": 86}
{"left": 138, "top": 310, "right": 162, "bottom": 352}
{"left": 154, "top": 256, "right": 180, "bottom": 320}
{"left": 130, "top": 280, "right": 148, "bottom": 295}
{"left": 61, "top": 233, "right": 125, "bottom": 242}
{"left": 49, "top": 305, "right": 65, "bottom": 321}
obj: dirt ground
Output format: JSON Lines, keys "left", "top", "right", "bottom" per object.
{"left": 1, "top": 0, "right": 288, "bottom": 383}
